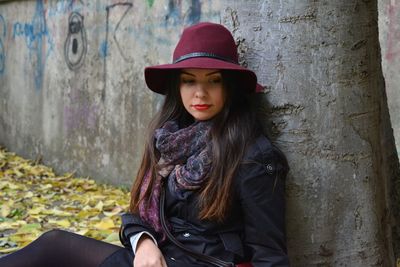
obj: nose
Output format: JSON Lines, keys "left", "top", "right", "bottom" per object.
{"left": 194, "top": 84, "right": 207, "bottom": 98}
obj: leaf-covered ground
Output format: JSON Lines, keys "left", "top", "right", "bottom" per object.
{"left": 0, "top": 147, "right": 130, "bottom": 255}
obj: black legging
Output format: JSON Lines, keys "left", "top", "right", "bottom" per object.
{"left": 0, "top": 229, "right": 125, "bottom": 267}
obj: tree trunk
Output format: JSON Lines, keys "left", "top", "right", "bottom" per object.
{"left": 222, "top": 0, "right": 398, "bottom": 266}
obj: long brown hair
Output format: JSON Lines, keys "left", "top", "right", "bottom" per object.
{"left": 129, "top": 70, "right": 261, "bottom": 222}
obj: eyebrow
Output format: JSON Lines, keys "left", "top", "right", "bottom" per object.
{"left": 180, "top": 71, "right": 221, "bottom": 76}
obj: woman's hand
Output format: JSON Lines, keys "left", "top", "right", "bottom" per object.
{"left": 133, "top": 236, "right": 167, "bottom": 267}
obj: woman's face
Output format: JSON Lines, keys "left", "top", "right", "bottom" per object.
{"left": 179, "top": 69, "right": 226, "bottom": 121}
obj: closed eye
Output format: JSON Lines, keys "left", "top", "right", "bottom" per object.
{"left": 209, "top": 76, "right": 222, "bottom": 84}
{"left": 181, "top": 78, "right": 195, "bottom": 84}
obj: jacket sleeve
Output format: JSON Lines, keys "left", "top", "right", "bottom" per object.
{"left": 237, "top": 145, "right": 289, "bottom": 267}
{"left": 119, "top": 212, "right": 158, "bottom": 249}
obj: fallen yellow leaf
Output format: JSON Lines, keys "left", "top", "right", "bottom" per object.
{"left": 103, "top": 206, "right": 124, "bottom": 217}
{"left": 1, "top": 204, "right": 11, "bottom": 218}
{"left": 94, "top": 201, "right": 104, "bottom": 211}
{"left": 16, "top": 223, "right": 41, "bottom": 235}
{"left": 0, "top": 246, "right": 19, "bottom": 254}
{"left": 48, "top": 219, "right": 71, "bottom": 228}
{"left": 94, "top": 218, "right": 115, "bottom": 230}
{"left": 0, "top": 146, "right": 129, "bottom": 254}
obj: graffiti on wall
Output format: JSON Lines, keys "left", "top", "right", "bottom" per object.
{"left": 97, "top": 0, "right": 204, "bottom": 99}
{"left": 166, "top": 0, "right": 201, "bottom": 26}
{"left": 2, "top": 0, "right": 211, "bottom": 94}
{"left": 146, "top": 0, "right": 155, "bottom": 8}
{"left": 99, "top": 0, "right": 203, "bottom": 61}
{"left": 46, "top": 0, "right": 83, "bottom": 18}
{"left": 0, "top": 14, "right": 5, "bottom": 75}
{"left": 64, "top": 12, "right": 87, "bottom": 70}
{"left": 100, "top": 2, "right": 133, "bottom": 100}
{"left": 12, "top": 0, "right": 54, "bottom": 90}
{"left": 106, "top": 2, "right": 134, "bottom": 63}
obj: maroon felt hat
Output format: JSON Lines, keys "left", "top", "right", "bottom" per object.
{"left": 144, "top": 22, "right": 261, "bottom": 94}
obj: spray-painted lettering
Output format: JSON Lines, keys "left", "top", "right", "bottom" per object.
{"left": 46, "top": 0, "right": 83, "bottom": 17}
{"left": 64, "top": 12, "right": 87, "bottom": 70}
{"left": 12, "top": 0, "right": 54, "bottom": 90}
{"left": 101, "top": 2, "right": 133, "bottom": 100}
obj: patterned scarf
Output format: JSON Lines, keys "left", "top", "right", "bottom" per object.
{"left": 139, "top": 120, "right": 212, "bottom": 235}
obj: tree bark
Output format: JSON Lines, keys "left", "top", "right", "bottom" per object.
{"left": 222, "top": 0, "right": 398, "bottom": 266}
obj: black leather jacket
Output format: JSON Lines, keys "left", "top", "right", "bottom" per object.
{"left": 120, "top": 135, "right": 289, "bottom": 266}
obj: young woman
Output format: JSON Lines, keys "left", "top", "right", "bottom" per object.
{"left": 0, "top": 22, "right": 289, "bottom": 267}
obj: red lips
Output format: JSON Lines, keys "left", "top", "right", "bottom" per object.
{"left": 192, "top": 104, "right": 211, "bottom": 111}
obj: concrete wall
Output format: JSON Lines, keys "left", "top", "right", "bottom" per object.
{"left": 379, "top": 0, "right": 400, "bottom": 157}
{"left": 0, "top": 0, "right": 220, "bottom": 185}
{"left": 1, "top": 0, "right": 398, "bottom": 185}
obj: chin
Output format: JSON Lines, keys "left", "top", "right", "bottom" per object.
{"left": 194, "top": 117, "right": 208, "bottom": 121}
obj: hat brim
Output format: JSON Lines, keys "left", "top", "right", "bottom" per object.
{"left": 144, "top": 57, "right": 259, "bottom": 94}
